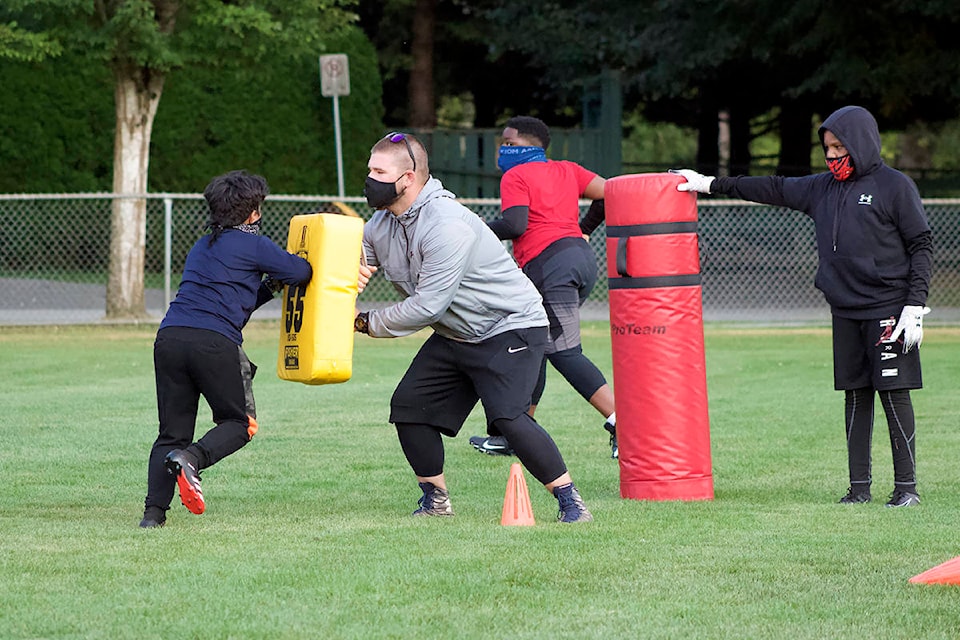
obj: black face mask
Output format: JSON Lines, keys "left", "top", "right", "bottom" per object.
{"left": 364, "top": 176, "right": 404, "bottom": 209}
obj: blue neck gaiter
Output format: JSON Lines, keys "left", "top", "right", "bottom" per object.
{"left": 498, "top": 145, "right": 547, "bottom": 173}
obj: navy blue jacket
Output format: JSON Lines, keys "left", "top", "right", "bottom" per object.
{"left": 711, "top": 106, "right": 932, "bottom": 319}
{"left": 160, "top": 229, "right": 312, "bottom": 344}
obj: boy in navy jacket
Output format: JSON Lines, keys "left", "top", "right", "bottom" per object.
{"left": 140, "top": 170, "right": 312, "bottom": 528}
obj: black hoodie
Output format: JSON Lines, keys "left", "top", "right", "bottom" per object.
{"left": 711, "top": 106, "right": 932, "bottom": 320}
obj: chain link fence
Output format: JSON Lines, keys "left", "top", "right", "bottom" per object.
{"left": 2, "top": 193, "right": 959, "bottom": 325}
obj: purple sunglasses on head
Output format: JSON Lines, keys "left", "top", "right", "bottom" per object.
{"left": 385, "top": 132, "right": 416, "bottom": 172}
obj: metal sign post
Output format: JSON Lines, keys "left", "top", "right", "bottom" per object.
{"left": 319, "top": 54, "right": 350, "bottom": 197}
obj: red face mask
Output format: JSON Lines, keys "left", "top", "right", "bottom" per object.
{"left": 827, "top": 154, "right": 854, "bottom": 181}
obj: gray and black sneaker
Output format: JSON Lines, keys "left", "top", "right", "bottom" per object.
{"left": 838, "top": 487, "right": 871, "bottom": 504}
{"left": 885, "top": 490, "right": 920, "bottom": 508}
{"left": 468, "top": 435, "right": 515, "bottom": 456}
{"left": 554, "top": 483, "right": 593, "bottom": 523}
{"left": 412, "top": 482, "right": 454, "bottom": 517}
{"left": 138, "top": 506, "right": 166, "bottom": 529}
{"left": 603, "top": 420, "right": 618, "bottom": 459}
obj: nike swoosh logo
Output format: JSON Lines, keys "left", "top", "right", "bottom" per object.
{"left": 507, "top": 346, "right": 528, "bottom": 353}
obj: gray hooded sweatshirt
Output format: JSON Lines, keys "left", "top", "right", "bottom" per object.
{"left": 362, "top": 177, "right": 547, "bottom": 341}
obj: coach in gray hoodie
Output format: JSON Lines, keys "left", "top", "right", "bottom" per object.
{"left": 675, "top": 105, "right": 932, "bottom": 508}
{"left": 353, "top": 132, "right": 592, "bottom": 523}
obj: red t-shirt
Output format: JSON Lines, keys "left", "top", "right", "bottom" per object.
{"left": 500, "top": 160, "right": 597, "bottom": 267}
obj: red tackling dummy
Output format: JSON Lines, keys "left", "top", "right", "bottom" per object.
{"left": 605, "top": 173, "right": 714, "bottom": 501}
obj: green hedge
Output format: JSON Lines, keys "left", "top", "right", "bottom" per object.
{"left": 0, "top": 52, "right": 114, "bottom": 192}
{"left": 0, "top": 26, "right": 383, "bottom": 196}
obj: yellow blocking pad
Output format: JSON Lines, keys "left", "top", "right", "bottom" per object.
{"left": 277, "top": 213, "right": 364, "bottom": 384}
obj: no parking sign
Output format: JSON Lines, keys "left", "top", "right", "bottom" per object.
{"left": 319, "top": 54, "right": 350, "bottom": 196}
{"left": 320, "top": 54, "right": 350, "bottom": 97}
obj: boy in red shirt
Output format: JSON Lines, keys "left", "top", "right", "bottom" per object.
{"left": 469, "top": 116, "right": 618, "bottom": 458}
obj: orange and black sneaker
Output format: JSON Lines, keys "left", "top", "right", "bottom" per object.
{"left": 165, "top": 450, "right": 205, "bottom": 515}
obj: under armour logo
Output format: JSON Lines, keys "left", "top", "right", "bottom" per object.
{"left": 858, "top": 193, "right": 873, "bottom": 206}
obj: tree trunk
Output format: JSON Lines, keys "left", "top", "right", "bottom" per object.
{"left": 728, "top": 107, "right": 752, "bottom": 176}
{"left": 777, "top": 102, "right": 814, "bottom": 177}
{"left": 696, "top": 88, "right": 720, "bottom": 177}
{"left": 717, "top": 110, "right": 730, "bottom": 177}
{"left": 106, "top": 68, "right": 164, "bottom": 320}
{"left": 408, "top": 0, "right": 436, "bottom": 129}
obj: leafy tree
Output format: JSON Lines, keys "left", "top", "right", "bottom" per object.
{"left": 0, "top": 20, "right": 61, "bottom": 61}
{"left": 357, "top": 0, "right": 570, "bottom": 129}
{"left": 0, "top": 26, "right": 382, "bottom": 195}
{"left": 471, "top": 0, "right": 960, "bottom": 177}
{"left": 150, "top": 26, "right": 382, "bottom": 195}
{"left": 0, "top": 0, "right": 357, "bottom": 319}
{"left": 356, "top": 0, "right": 416, "bottom": 125}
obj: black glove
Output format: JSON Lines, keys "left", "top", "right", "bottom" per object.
{"left": 262, "top": 276, "right": 284, "bottom": 295}
{"left": 354, "top": 312, "right": 370, "bottom": 334}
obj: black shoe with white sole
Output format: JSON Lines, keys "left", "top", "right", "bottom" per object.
{"left": 603, "top": 420, "right": 618, "bottom": 459}
{"left": 885, "top": 490, "right": 920, "bottom": 508}
{"left": 468, "top": 435, "right": 515, "bottom": 456}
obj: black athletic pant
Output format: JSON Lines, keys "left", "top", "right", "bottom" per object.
{"left": 391, "top": 328, "right": 568, "bottom": 486}
{"left": 845, "top": 387, "right": 917, "bottom": 493}
{"left": 145, "top": 327, "right": 257, "bottom": 512}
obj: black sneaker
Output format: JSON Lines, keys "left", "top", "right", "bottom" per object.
{"left": 139, "top": 506, "right": 166, "bottom": 528}
{"left": 885, "top": 490, "right": 920, "bottom": 508}
{"left": 554, "top": 483, "right": 593, "bottom": 523}
{"left": 165, "top": 450, "right": 205, "bottom": 515}
{"left": 468, "top": 435, "right": 515, "bottom": 456}
{"left": 838, "top": 487, "right": 871, "bottom": 504}
{"left": 603, "top": 420, "right": 618, "bottom": 459}
{"left": 412, "top": 482, "right": 453, "bottom": 516}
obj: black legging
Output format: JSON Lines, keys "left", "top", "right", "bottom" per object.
{"left": 531, "top": 345, "right": 608, "bottom": 405}
{"left": 396, "top": 413, "right": 567, "bottom": 485}
{"left": 844, "top": 387, "right": 916, "bottom": 490}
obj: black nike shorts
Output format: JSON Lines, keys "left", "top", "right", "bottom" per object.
{"left": 832, "top": 314, "right": 923, "bottom": 391}
{"left": 389, "top": 327, "right": 547, "bottom": 435}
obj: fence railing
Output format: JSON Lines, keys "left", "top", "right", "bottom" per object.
{"left": 417, "top": 128, "right": 608, "bottom": 198}
{"left": 2, "top": 193, "right": 959, "bottom": 325}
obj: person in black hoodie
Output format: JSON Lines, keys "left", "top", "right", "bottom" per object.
{"left": 674, "top": 105, "right": 933, "bottom": 508}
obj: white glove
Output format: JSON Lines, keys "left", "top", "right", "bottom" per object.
{"left": 671, "top": 169, "right": 715, "bottom": 194}
{"left": 888, "top": 305, "right": 931, "bottom": 353}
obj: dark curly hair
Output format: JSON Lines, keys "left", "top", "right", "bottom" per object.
{"left": 204, "top": 170, "right": 269, "bottom": 228}
{"left": 504, "top": 116, "right": 551, "bottom": 150}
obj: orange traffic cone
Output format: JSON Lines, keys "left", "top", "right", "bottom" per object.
{"left": 501, "top": 463, "right": 536, "bottom": 526}
{"left": 909, "top": 555, "right": 960, "bottom": 585}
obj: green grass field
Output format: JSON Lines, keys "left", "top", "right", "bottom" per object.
{"left": 3, "top": 321, "right": 960, "bottom": 639}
